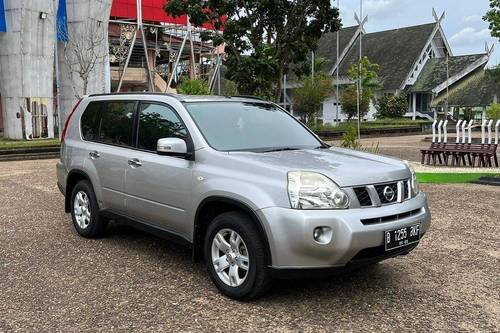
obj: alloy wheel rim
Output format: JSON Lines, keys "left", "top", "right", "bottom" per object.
{"left": 211, "top": 228, "right": 249, "bottom": 287}
{"left": 73, "top": 190, "right": 91, "bottom": 229}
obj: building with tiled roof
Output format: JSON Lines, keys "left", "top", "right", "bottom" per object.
{"left": 310, "top": 15, "right": 494, "bottom": 123}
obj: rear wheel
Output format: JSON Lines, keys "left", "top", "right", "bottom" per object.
{"left": 204, "top": 211, "right": 271, "bottom": 300}
{"left": 70, "top": 180, "right": 107, "bottom": 238}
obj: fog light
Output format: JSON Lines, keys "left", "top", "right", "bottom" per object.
{"left": 313, "top": 227, "right": 333, "bottom": 244}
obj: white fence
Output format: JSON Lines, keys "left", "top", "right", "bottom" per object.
{"left": 431, "top": 119, "right": 500, "bottom": 144}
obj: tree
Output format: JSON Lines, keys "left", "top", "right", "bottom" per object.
{"left": 484, "top": 0, "right": 500, "bottom": 40}
{"left": 293, "top": 74, "right": 332, "bottom": 124}
{"left": 340, "top": 84, "right": 371, "bottom": 120}
{"left": 164, "top": 0, "right": 340, "bottom": 101}
{"left": 376, "top": 93, "right": 408, "bottom": 118}
{"left": 347, "top": 56, "right": 380, "bottom": 94}
{"left": 61, "top": 21, "right": 107, "bottom": 99}
{"left": 341, "top": 57, "right": 379, "bottom": 120}
{"left": 486, "top": 102, "right": 500, "bottom": 119}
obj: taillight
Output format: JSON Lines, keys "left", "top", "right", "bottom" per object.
{"left": 61, "top": 98, "right": 82, "bottom": 143}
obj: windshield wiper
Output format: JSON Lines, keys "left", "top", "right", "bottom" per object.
{"left": 261, "top": 147, "right": 301, "bottom": 153}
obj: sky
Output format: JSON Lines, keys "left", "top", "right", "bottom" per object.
{"left": 336, "top": 0, "right": 499, "bottom": 66}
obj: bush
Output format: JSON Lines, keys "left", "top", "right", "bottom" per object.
{"left": 376, "top": 93, "right": 408, "bottom": 118}
{"left": 177, "top": 79, "right": 210, "bottom": 95}
{"left": 486, "top": 102, "right": 500, "bottom": 119}
{"left": 340, "top": 124, "right": 360, "bottom": 149}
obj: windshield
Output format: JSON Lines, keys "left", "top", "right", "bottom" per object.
{"left": 185, "top": 101, "right": 322, "bottom": 152}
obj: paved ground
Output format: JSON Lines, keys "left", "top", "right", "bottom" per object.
{"left": 1, "top": 159, "right": 499, "bottom": 332}
{"left": 328, "top": 134, "right": 431, "bottom": 162}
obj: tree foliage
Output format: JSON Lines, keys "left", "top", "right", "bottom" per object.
{"left": 177, "top": 78, "right": 210, "bottom": 95}
{"left": 376, "top": 93, "right": 408, "bottom": 118}
{"left": 293, "top": 74, "right": 332, "bottom": 124}
{"left": 486, "top": 102, "right": 500, "bottom": 119}
{"left": 340, "top": 57, "right": 380, "bottom": 120}
{"left": 340, "top": 84, "right": 371, "bottom": 120}
{"left": 484, "top": 0, "right": 500, "bottom": 40}
{"left": 164, "top": 0, "right": 340, "bottom": 100}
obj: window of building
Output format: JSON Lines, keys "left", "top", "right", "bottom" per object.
{"left": 97, "top": 101, "right": 135, "bottom": 146}
{"left": 137, "top": 103, "right": 187, "bottom": 151}
{"left": 415, "top": 93, "right": 431, "bottom": 112}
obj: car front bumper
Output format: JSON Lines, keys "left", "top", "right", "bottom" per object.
{"left": 256, "top": 192, "right": 431, "bottom": 269}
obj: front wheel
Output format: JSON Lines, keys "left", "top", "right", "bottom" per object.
{"left": 204, "top": 211, "right": 272, "bottom": 300}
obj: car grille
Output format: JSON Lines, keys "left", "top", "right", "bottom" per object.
{"left": 351, "top": 179, "right": 411, "bottom": 207}
{"left": 374, "top": 182, "right": 399, "bottom": 204}
{"left": 353, "top": 187, "right": 372, "bottom": 206}
{"left": 360, "top": 208, "right": 423, "bottom": 225}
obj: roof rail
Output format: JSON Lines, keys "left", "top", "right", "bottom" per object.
{"left": 230, "top": 95, "right": 268, "bottom": 101}
{"left": 88, "top": 92, "right": 181, "bottom": 99}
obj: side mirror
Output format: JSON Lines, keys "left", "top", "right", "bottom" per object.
{"left": 157, "top": 138, "right": 188, "bottom": 157}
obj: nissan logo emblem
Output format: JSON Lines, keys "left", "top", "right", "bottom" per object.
{"left": 383, "top": 186, "right": 395, "bottom": 202}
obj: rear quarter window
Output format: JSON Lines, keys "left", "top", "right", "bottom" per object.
{"left": 80, "top": 102, "right": 101, "bottom": 141}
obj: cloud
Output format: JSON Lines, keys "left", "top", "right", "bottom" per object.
{"left": 363, "top": 0, "right": 407, "bottom": 20}
{"left": 462, "top": 15, "right": 482, "bottom": 23}
{"left": 449, "top": 27, "right": 493, "bottom": 47}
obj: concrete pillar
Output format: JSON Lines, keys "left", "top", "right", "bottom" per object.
{"left": 0, "top": 0, "right": 57, "bottom": 139}
{"left": 57, "top": 0, "right": 112, "bottom": 133}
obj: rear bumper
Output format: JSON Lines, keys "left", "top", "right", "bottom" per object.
{"left": 256, "top": 192, "right": 431, "bottom": 269}
{"left": 56, "top": 161, "right": 67, "bottom": 196}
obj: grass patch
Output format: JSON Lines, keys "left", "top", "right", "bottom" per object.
{"left": 416, "top": 173, "right": 499, "bottom": 184}
{"left": 0, "top": 138, "right": 60, "bottom": 149}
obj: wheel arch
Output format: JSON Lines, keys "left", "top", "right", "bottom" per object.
{"left": 192, "top": 196, "right": 272, "bottom": 266}
{"left": 65, "top": 169, "right": 93, "bottom": 213}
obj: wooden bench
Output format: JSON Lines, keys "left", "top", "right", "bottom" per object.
{"left": 421, "top": 143, "right": 498, "bottom": 167}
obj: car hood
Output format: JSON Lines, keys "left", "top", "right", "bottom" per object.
{"left": 226, "top": 147, "right": 410, "bottom": 187}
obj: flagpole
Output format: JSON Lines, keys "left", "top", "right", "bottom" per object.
{"left": 357, "top": 0, "right": 362, "bottom": 141}
{"left": 53, "top": 0, "right": 62, "bottom": 138}
{"left": 335, "top": 0, "right": 340, "bottom": 125}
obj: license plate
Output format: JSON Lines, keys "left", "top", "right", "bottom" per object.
{"left": 385, "top": 224, "right": 420, "bottom": 251}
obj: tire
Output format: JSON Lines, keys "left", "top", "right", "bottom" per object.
{"left": 204, "top": 211, "right": 272, "bottom": 300}
{"left": 70, "top": 180, "right": 107, "bottom": 238}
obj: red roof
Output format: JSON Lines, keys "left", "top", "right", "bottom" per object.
{"left": 111, "top": 0, "right": 221, "bottom": 30}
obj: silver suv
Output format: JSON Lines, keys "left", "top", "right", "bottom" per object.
{"left": 57, "top": 93, "right": 431, "bottom": 300}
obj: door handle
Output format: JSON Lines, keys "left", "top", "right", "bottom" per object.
{"left": 89, "top": 150, "right": 100, "bottom": 159}
{"left": 128, "top": 158, "right": 142, "bottom": 167}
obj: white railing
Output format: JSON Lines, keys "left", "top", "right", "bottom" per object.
{"left": 433, "top": 119, "right": 499, "bottom": 144}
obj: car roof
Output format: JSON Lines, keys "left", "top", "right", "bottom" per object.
{"left": 87, "top": 92, "right": 269, "bottom": 104}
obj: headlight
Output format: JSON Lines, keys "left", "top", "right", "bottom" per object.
{"left": 404, "top": 161, "right": 419, "bottom": 196}
{"left": 287, "top": 171, "right": 350, "bottom": 209}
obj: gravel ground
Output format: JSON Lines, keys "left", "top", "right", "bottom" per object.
{"left": 1, "top": 159, "right": 499, "bottom": 332}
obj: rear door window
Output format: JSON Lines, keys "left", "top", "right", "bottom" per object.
{"left": 97, "top": 101, "right": 136, "bottom": 147}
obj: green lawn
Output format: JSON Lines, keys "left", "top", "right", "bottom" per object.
{"left": 416, "top": 173, "right": 500, "bottom": 184}
{"left": 0, "top": 138, "right": 60, "bottom": 149}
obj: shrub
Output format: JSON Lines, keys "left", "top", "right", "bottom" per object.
{"left": 340, "top": 124, "right": 360, "bottom": 149}
{"left": 177, "top": 78, "right": 210, "bottom": 95}
{"left": 376, "top": 93, "right": 408, "bottom": 118}
{"left": 486, "top": 102, "right": 500, "bottom": 119}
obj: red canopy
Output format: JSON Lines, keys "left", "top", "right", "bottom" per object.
{"left": 111, "top": 0, "right": 221, "bottom": 30}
